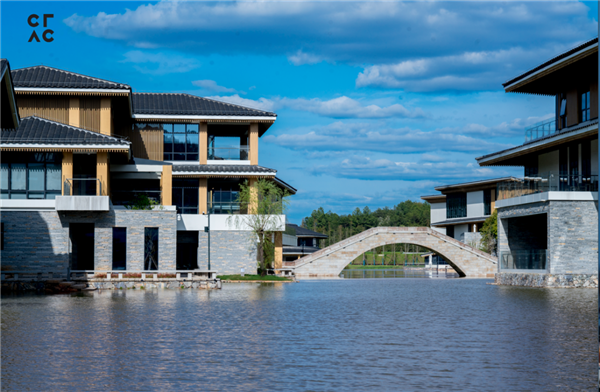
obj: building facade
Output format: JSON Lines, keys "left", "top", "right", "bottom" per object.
{"left": 282, "top": 223, "right": 328, "bottom": 262}
{"left": 476, "top": 38, "right": 598, "bottom": 287}
{"left": 1, "top": 62, "right": 295, "bottom": 276}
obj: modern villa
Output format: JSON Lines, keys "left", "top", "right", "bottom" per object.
{"left": 0, "top": 61, "right": 295, "bottom": 277}
{"left": 282, "top": 223, "right": 328, "bottom": 262}
{"left": 476, "top": 37, "right": 598, "bottom": 287}
{"left": 420, "top": 177, "right": 515, "bottom": 246}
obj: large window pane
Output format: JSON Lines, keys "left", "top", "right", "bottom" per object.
{"left": 164, "top": 153, "right": 173, "bottom": 161}
{"left": 183, "top": 188, "right": 199, "bottom": 208}
{"left": 164, "top": 133, "right": 173, "bottom": 152}
{"left": 174, "top": 124, "right": 186, "bottom": 133}
{"left": 10, "top": 193, "right": 26, "bottom": 199}
{"left": 11, "top": 164, "right": 26, "bottom": 190}
{"left": 1, "top": 164, "right": 8, "bottom": 190}
{"left": 173, "top": 188, "right": 183, "bottom": 211}
{"left": 28, "top": 163, "right": 45, "bottom": 191}
{"left": 144, "top": 228, "right": 159, "bottom": 271}
{"left": 173, "top": 133, "right": 186, "bottom": 152}
{"left": 186, "top": 134, "right": 199, "bottom": 152}
{"left": 187, "top": 124, "right": 198, "bottom": 134}
{"left": 46, "top": 164, "right": 62, "bottom": 191}
{"left": 112, "top": 227, "right": 127, "bottom": 270}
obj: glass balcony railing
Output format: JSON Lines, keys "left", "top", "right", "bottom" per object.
{"left": 497, "top": 172, "right": 598, "bottom": 201}
{"left": 208, "top": 147, "right": 249, "bottom": 161}
{"left": 524, "top": 119, "right": 556, "bottom": 142}
{"left": 500, "top": 250, "right": 547, "bottom": 270}
{"left": 209, "top": 201, "right": 249, "bottom": 214}
{"left": 64, "top": 178, "right": 102, "bottom": 196}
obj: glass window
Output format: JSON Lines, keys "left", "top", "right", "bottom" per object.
{"left": 112, "top": 227, "right": 127, "bottom": 270}
{"left": 187, "top": 124, "right": 199, "bottom": 134}
{"left": 186, "top": 134, "right": 199, "bottom": 152}
{"left": 11, "top": 164, "right": 26, "bottom": 191}
{"left": 28, "top": 163, "right": 45, "bottom": 191}
{"left": 173, "top": 133, "right": 186, "bottom": 152}
{"left": 581, "top": 91, "right": 590, "bottom": 122}
{"left": 144, "top": 228, "right": 159, "bottom": 271}
{"left": 164, "top": 133, "right": 173, "bottom": 152}
{"left": 160, "top": 123, "right": 200, "bottom": 161}
{"left": 46, "top": 164, "right": 62, "bottom": 191}
{"left": 1, "top": 164, "right": 8, "bottom": 190}
{"left": 446, "top": 193, "right": 467, "bottom": 219}
{"left": 173, "top": 124, "right": 186, "bottom": 133}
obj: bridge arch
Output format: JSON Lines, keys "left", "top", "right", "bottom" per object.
{"left": 292, "top": 227, "right": 496, "bottom": 279}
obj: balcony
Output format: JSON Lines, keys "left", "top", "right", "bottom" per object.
{"left": 209, "top": 201, "right": 249, "bottom": 215}
{"left": 500, "top": 250, "right": 547, "bottom": 270}
{"left": 497, "top": 173, "right": 598, "bottom": 201}
{"left": 524, "top": 119, "right": 556, "bottom": 142}
{"left": 56, "top": 179, "right": 109, "bottom": 211}
{"left": 208, "top": 146, "right": 249, "bottom": 161}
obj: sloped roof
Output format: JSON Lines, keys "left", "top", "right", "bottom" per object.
{"left": 132, "top": 93, "right": 276, "bottom": 117}
{"left": 0, "top": 59, "right": 8, "bottom": 79}
{"left": 11, "top": 65, "right": 130, "bottom": 90}
{"left": 172, "top": 164, "right": 276, "bottom": 174}
{"left": 287, "top": 223, "right": 328, "bottom": 238}
{"left": 0, "top": 116, "right": 131, "bottom": 146}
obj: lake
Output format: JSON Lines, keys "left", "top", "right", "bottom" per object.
{"left": 1, "top": 278, "right": 596, "bottom": 391}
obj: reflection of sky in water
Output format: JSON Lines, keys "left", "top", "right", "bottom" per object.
{"left": 2, "top": 281, "right": 596, "bottom": 391}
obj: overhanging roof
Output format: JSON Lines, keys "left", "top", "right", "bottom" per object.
{"left": 172, "top": 164, "right": 276, "bottom": 177}
{"left": 431, "top": 216, "right": 489, "bottom": 227}
{"left": 273, "top": 177, "right": 297, "bottom": 195}
{"left": 286, "top": 223, "right": 328, "bottom": 238}
{"left": 420, "top": 194, "right": 446, "bottom": 203}
{"left": 0, "top": 116, "right": 131, "bottom": 151}
{"left": 12, "top": 65, "right": 131, "bottom": 92}
{"left": 1, "top": 59, "right": 20, "bottom": 129}
{"left": 477, "top": 120, "right": 598, "bottom": 166}
{"left": 434, "top": 177, "right": 518, "bottom": 193}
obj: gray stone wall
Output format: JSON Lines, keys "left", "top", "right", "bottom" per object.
{"left": 495, "top": 272, "right": 597, "bottom": 288}
{"left": 1, "top": 209, "right": 177, "bottom": 272}
{"left": 198, "top": 231, "right": 258, "bottom": 275}
{"left": 497, "top": 200, "right": 598, "bottom": 275}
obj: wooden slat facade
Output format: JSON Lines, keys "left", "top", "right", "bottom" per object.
{"left": 119, "top": 127, "right": 163, "bottom": 161}
{"left": 79, "top": 98, "right": 101, "bottom": 133}
{"left": 16, "top": 96, "right": 69, "bottom": 124}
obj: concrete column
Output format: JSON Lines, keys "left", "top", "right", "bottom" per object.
{"left": 62, "top": 151, "right": 73, "bottom": 195}
{"left": 161, "top": 165, "right": 172, "bottom": 205}
{"left": 274, "top": 232, "right": 283, "bottom": 269}
{"left": 428, "top": 254, "right": 432, "bottom": 267}
{"left": 96, "top": 152, "right": 109, "bottom": 196}
{"left": 249, "top": 123, "right": 259, "bottom": 165}
{"left": 100, "top": 98, "right": 111, "bottom": 136}
{"left": 199, "top": 178, "right": 207, "bottom": 214}
{"left": 248, "top": 177, "right": 258, "bottom": 213}
{"left": 199, "top": 122, "right": 208, "bottom": 164}
{"left": 68, "top": 98, "right": 80, "bottom": 127}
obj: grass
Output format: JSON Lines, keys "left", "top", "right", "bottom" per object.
{"left": 218, "top": 274, "right": 292, "bottom": 282}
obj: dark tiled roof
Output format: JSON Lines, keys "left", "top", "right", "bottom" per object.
{"left": 132, "top": 93, "right": 276, "bottom": 117}
{"left": 503, "top": 37, "right": 597, "bottom": 88}
{"left": 11, "top": 65, "right": 130, "bottom": 90}
{"left": 1, "top": 59, "right": 8, "bottom": 78}
{"left": 172, "top": 164, "right": 276, "bottom": 174}
{"left": 274, "top": 177, "right": 297, "bottom": 194}
{"left": 286, "top": 223, "right": 328, "bottom": 238}
{"left": 0, "top": 116, "right": 131, "bottom": 146}
{"left": 476, "top": 119, "right": 599, "bottom": 163}
{"left": 282, "top": 246, "right": 321, "bottom": 255}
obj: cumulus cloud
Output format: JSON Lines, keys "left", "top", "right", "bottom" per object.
{"left": 436, "top": 113, "right": 555, "bottom": 138}
{"left": 121, "top": 50, "right": 200, "bottom": 75}
{"left": 264, "top": 121, "right": 510, "bottom": 154}
{"left": 192, "top": 80, "right": 237, "bottom": 93}
{"left": 64, "top": 2, "right": 596, "bottom": 91}
{"left": 206, "top": 96, "right": 426, "bottom": 119}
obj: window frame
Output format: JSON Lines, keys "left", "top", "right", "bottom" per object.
{"left": 1, "top": 153, "right": 62, "bottom": 200}
{"left": 580, "top": 90, "right": 590, "bottom": 123}
{"left": 162, "top": 123, "right": 199, "bottom": 162}
{"left": 446, "top": 193, "right": 467, "bottom": 219}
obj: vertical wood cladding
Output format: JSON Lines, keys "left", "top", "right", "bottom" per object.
{"left": 566, "top": 89, "right": 578, "bottom": 127}
{"left": 79, "top": 98, "right": 101, "bottom": 133}
{"left": 119, "top": 126, "right": 164, "bottom": 161}
{"left": 16, "top": 96, "right": 69, "bottom": 124}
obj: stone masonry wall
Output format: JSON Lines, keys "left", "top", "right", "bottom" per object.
{"left": 198, "top": 231, "right": 257, "bottom": 275}
{"left": 495, "top": 272, "right": 597, "bottom": 288}
{"left": 1, "top": 209, "right": 177, "bottom": 272}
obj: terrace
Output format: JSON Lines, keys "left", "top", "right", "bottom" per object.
{"left": 524, "top": 118, "right": 556, "bottom": 142}
{"left": 497, "top": 172, "right": 598, "bottom": 201}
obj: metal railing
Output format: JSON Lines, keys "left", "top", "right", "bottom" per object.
{"left": 524, "top": 119, "right": 556, "bottom": 142}
{"left": 64, "top": 178, "right": 102, "bottom": 196}
{"left": 497, "top": 173, "right": 598, "bottom": 200}
{"left": 208, "top": 146, "right": 249, "bottom": 161}
{"left": 209, "top": 201, "right": 249, "bottom": 214}
{"left": 500, "top": 250, "right": 547, "bottom": 270}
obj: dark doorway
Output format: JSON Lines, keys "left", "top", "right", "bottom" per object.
{"left": 70, "top": 223, "right": 94, "bottom": 270}
{"left": 73, "top": 154, "right": 97, "bottom": 195}
{"left": 177, "top": 231, "right": 199, "bottom": 270}
{"left": 144, "top": 228, "right": 159, "bottom": 270}
{"left": 112, "top": 227, "right": 127, "bottom": 270}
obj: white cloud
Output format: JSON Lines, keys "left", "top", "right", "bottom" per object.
{"left": 121, "top": 50, "right": 200, "bottom": 75}
{"left": 288, "top": 50, "right": 324, "bottom": 66}
{"left": 192, "top": 80, "right": 237, "bottom": 93}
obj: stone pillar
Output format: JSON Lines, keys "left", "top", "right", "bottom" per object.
{"left": 249, "top": 122, "right": 259, "bottom": 165}
{"left": 68, "top": 98, "right": 80, "bottom": 127}
{"left": 62, "top": 152, "right": 73, "bottom": 195}
{"left": 100, "top": 98, "right": 111, "bottom": 136}
{"left": 274, "top": 232, "right": 283, "bottom": 269}
{"left": 161, "top": 165, "right": 172, "bottom": 206}
{"left": 199, "top": 122, "right": 208, "bottom": 164}
{"left": 199, "top": 178, "right": 207, "bottom": 214}
{"left": 97, "top": 152, "right": 109, "bottom": 196}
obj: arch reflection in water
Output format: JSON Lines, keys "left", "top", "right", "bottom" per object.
{"left": 341, "top": 268, "right": 460, "bottom": 279}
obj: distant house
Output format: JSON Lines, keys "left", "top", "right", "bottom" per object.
{"left": 476, "top": 37, "right": 598, "bottom": 286}
{"left": 421, "top": 177, "right": 516, "bottom": 245}
{"left": 282, "top": 223, "right": 328, "bottom": 262}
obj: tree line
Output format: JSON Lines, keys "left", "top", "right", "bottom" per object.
{"left": 301, "top": 200, "right": 430, "bottom": 248}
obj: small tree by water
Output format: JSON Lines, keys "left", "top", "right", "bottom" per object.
{"left": 479, "top": 211, "right": 497, "bottom": 255}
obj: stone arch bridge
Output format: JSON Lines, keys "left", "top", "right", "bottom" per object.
{"left": 290, "top": 227, "right": 497, "bottom": 279}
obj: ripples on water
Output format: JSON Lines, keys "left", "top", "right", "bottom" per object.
{"left": 1, "top": 279, "right": 597, "bottom": 391}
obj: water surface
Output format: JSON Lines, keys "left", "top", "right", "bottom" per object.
{"left": 2, "top": 279, "right": 596, "bottom": 391}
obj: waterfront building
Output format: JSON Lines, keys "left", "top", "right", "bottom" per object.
{"left": 420, "top": 177, "right": 515, "bottom": 246}
{"left": 0, "top": 61, "right": 295, "bottom": 276}
{"left": 282, "top": 223, "right": 328, "bottom": 262}
{"left": 476, "top": 37, "right": 598, "bottom": 286}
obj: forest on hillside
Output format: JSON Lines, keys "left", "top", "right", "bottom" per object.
{"left": 301, "top": 200, "right": 431, "bottom": 248}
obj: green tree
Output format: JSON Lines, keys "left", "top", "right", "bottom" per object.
{"left": 230, "top": 179, "right": 290, "bottom": 276}
{"left": 479, "top": 210, "right": 497, "bottom": 255}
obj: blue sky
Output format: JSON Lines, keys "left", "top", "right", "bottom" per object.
{"left": 1, "top": 1, "right": 598, "bottom": 222}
